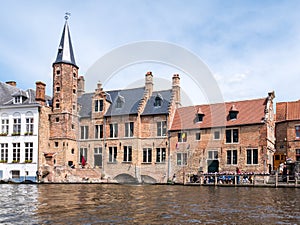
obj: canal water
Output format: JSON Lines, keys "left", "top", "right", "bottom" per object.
{"left": 0, "top": 184, "right": 299, "bottom": 224}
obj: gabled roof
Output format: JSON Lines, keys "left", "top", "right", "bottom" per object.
{"left": 0, "top": 82, "right": 44, "bottom": 107}
{"left": 77, "top": 87, "right": 146, "bottom": 118}
{"left": 141, "top": 90, "right": 172, "bottom": 116}
{"left": 171, "top": 98, "right": 267, "bottom": 131}
{"left": 276, "top": 100, "right": 300, "bottom": 122}
{"left": 53, "top": 21, "right": 77, "bottom": 68}
{"left": 105, "top": 87, "right": 145, "bottom": 116}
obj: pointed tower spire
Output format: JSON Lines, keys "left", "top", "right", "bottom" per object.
{"left": 53, "top": 13, "right": 78, "bottom": 68}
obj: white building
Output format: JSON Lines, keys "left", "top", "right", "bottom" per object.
{"left": 0, "top": 81, "right": 45, "bottom": 182}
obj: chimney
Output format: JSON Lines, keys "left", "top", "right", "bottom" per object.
{"left": 35, "top": 81, "right": 46, "bottom": 106}
{"left": 6, "top": 81, "right": 16, "bottom": 86}
{"left": 77, "top": 76, "right": 85, "bottom": 97}
{"left": 145, "top": 71, "right": 153, "bottom": 98}
{"left": 172, "top": 74, "right": 181, "bottom": 108}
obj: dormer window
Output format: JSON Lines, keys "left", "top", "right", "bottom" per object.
{"left": 154, "top": 94, "right": 163, "bottom": 107}
{"left": 95, "top": 99, "right": 104, "bottom": 112}
{"left": 116, "top": 95, "right": 125, "bottom": 109}
{"left": 14, "top": 96, "right": 22, "bottom": 104}
{"left": 196, "top": 108, "right": 205, "bottom": 122}
{"left": 229, "top": 105, "right": 239, "bottom": 120}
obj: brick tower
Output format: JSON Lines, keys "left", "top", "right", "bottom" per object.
{"left": 49, "top": 15, "right": 79, "bottom": 167}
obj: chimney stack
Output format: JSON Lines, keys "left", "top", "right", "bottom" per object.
{"left": 6, "top": 81, "right": 16, "bottom": 86}
{"left": 172, "top": 74, "right": 181, "bottom": 108}
{"left": 35, "top": 81, "right": 46, "bottom": 106}
{"left": 77, "top": 76, "right": 85, "bottom": 97}
{"left": 145, "top": 71, "right": 153, "bottom": 98}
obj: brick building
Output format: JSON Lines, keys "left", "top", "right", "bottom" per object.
{"left": 169, "top": 92, "right": 276, "bottom": 182}
{"left": 275, "top": 100, "right": 300, "bottom": 169}
{"left": 77, "top": 72, "right": 180, "bottom": 183}
{"left": 37, "top": 17, "right": 181, "bottom": 183}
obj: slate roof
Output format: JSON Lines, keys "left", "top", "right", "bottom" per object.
{"left": 0, "top": 82, "right": 47, "bottom": 107}
{"left": 276, "top": 100, "right": 300, "bottom": 122}
{"left": 141, "top": 90, "right": 172, "bottom": 116}
{"left": 105, "top": 87, "right": 145, "bottom": 117}
{"left": 77, "top": 87, "right": 146, "bottom": 118}
{"left": 170, "top": 98, "right": 267, "bottom": 131}
{"left": 77, "top": 92, "right": 93, "bottom": 118}
{"left": 53, "top": 21, "right": 77, "bottom": 68}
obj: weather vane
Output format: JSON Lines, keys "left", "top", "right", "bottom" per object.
{"left": 65, "top": 12, "right": 71, "bottom": 21}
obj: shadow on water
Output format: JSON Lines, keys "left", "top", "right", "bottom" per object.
{"left": 0, "top": 184, "right": 299, "bottom": 224}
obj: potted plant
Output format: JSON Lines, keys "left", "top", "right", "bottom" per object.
{"left": 0, "top": 133, "right": 8, "bottom": 136}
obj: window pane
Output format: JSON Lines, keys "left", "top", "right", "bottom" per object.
{"left": 226, "top": 130, "right": 231, "bottom": 143}
{"left": 253, "top": 149, "right": 258, "bottom": 164}
{"left": 233, "top": 129, "right": 239, "bottom": 143}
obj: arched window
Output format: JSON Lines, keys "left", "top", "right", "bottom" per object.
{"left": 25, "top": 111, "right": 34, "bottom": 135}
{"left": 13, "top": 112, "right": 21, "bottom": 135}
{"left": 1, "top": 113, "right": 9, "bottom": 134}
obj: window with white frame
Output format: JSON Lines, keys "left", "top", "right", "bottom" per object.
{"left": 109, "top": 146, "right": 117, "bottom": 163}
{"left": 208, "top": 150, "right": 218, "bottom": 160}
{"left": 225, "top": 129, "right": 239, "bottom": 143}
{"left": 80, "top": 148, "right": 88, "bottom": 162}
{"left": 178, "top": 132, "right": 187, "bottom": 142}
{"left": 125, "top": 122, "right": 134, "bottom": 137}
{"left": 80, "top": 126, "right": 89, "bottom": 139}
{"left": 143, "top": 148, "right": 152, "bottom": 163}
{"left": 109, "top": 123, "right": 118, "bottom": 138}
{"left": 94, "top": 99, "right": 104, "bottom": 112}
{"left": 226, "top": 149, "right": 237, "bottom": 164}
{"left": 25, "top": 114, "right": 34, "bottom": 134}
{"left": 157, "top": 121, "right": 167, "bottom": 136}
{"left": 156, "top": 148, "right": 166, "bottom": 163}
{"left": 1, "top": 118, "right": 9, "bottom": 134}
{"left": 0, "top": 143, "right": 8, "bottom": 162}
{"left": 296, "top": 125, "right": 300, "bottom": 138}
{"left": 123, "top": 146, "right": 132, "bottom": 162}
{"left": 177, "top": 153, "right": 187, "bottom": 165}
{"left": 95, "top": 125, "right": 103, "bottom": 139}
{"left": 246, "top": 148, "right": 258, "bottom": 164}
{"left": 13, "top": 143, "right": 20, "bottom": 162}
{"left": 25, "top": 142, "right": 33, "bottom": 162}
{"left": 213, "top": 130, "right": 220, "bottom": 140}
{"left": 13, "top": 114, "right": 21, "bottom": 135}
{"left": 94, "top": 147, "right": 102, "bottom": 167}
{"left": 14, "top": 96, "right": 22, "bottom": 104}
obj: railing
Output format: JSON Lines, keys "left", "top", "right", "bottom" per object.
{"left": 186, "top": 172, "right": 299, "bottom": 187}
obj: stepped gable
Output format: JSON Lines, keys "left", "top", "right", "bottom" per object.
{"left": 171, "top": 97, "right": 267, "bottom": 130}
{"left": 141, "top": 89, "right": 172, "bottom": 115}
{"left": 276, "top": 100, "right": 300, "bottom": 122}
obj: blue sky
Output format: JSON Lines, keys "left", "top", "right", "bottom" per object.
{"left": 0, "top": 0, "right": 299, "bottom": 105}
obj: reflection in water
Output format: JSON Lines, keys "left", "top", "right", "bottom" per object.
{"left": 0, "top": 184, "right": 299, "bottom": 224}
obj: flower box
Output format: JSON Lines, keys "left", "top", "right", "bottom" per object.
{"left": 0, "top": 133, "right": 8, "bottom": 136}
{"left": 11, "top": 133, "right": 20, "bottom": 136}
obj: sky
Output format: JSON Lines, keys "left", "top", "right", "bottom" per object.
{"left": 0, "top": 0, "right": 300, "bottom": 106}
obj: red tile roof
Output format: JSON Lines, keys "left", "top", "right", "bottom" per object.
{"left": 276, "top": 100, "right": 300, "bottom": 122}
{"left": 170, "top": 98, "right": 267, "bottom": 130}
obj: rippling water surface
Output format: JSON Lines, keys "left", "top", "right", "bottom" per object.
{"left": 0, "top": 184, "right": 299, "bottom": 224}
